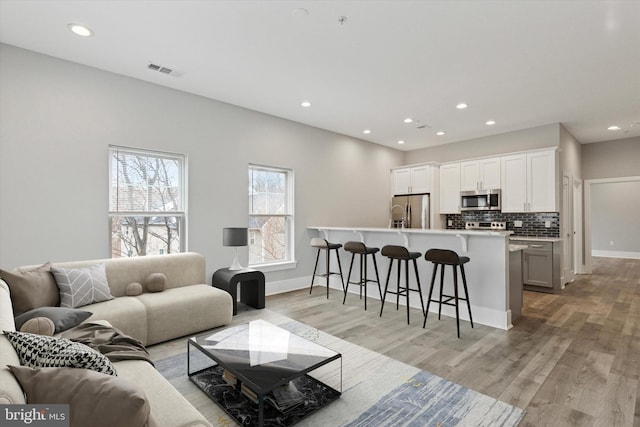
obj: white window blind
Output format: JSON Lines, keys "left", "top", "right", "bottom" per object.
{"left": 248, "top": 164, "right": 294, "bottom": 266}
{"left": 109, "top": 146, "right": 187, "bottom": 257}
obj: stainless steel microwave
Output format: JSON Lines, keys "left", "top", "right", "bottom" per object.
{"left": 460, "top": 189, "right": 501, "bottom": 211}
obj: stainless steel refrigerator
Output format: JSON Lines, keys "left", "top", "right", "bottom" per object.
{"left": 390, "top": 193, "right": 430, "bottom": 229}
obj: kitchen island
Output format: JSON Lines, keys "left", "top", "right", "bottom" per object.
{"left": 308, "top": 226, "right": 518, "bottom": 330}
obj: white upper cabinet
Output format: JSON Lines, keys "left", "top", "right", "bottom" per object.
{"left": 501, "top": 149, "right": 557, "bottom": 212}
{"left": 409, "top": 165, "right": 432, "bottom": 194}
{"left": 439, "top": 163, "right": 461, "bottom": 213}
{"left": 460, "top": 157, "right": 501, "bottom": 191}
{"left": 501, "top": 154, "right": 527, "bottom": 212}
{"left": 527, "top": 150, "right": 557, "bottom": 212}
{"left": 392, "top": 165, "right": 433, "bottom": 195}
{"left": 460, "top": 161, "right": 480, "bottom": 191}
{"left": 392, "top": 168, "right": 411, "bottom": 195}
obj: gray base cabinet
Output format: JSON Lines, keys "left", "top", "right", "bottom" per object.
{"left": 509, "top": 249, "right": 523, "bottom": 321}
{"left": 519, "top": 240, "right": 561, "bottom": 293}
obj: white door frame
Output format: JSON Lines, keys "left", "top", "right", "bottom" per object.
{"left": 562, "top": 171, "right": 575, "bottom": 285}
{"left": 584, "top": 175, "right": 640, "bottom": 273}
{"left": 573, "top": 178, "right": 584, "bottom": 274}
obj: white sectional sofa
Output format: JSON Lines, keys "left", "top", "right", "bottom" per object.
{"left": 0, "top": 252, "right": 234, "bottom": 427}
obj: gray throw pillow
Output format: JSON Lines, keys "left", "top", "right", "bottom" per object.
{"left": 9, "top": 366, "right": 151, "bottom": 427}
{"left": 0, "top": 262, "right": 60, "bottom": 316}
{"left": 14, "top": 307, "right": 92, "bottom": 333}
{"left": 51, "top": 263, "right": 113, "bottom": 308}
{"left": 3, "top": 330, "right": 116, "bottom": 376}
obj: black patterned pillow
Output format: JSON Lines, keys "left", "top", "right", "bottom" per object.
{"left": 51, "top": 263, "right": 113, "bottom": 308}
{"left": 3, "top": 331, "right": 116, "bottom": 376}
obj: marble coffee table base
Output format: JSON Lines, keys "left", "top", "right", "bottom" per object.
{"left": 190, "top": 365, "right": 340, "bottom": 427}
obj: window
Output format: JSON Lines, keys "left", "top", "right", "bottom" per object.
{"left": 109, "top": 146, "right": 187, "bottom": 257}
{"left": 248, "top": 165, "right": 294, "bottom": 266}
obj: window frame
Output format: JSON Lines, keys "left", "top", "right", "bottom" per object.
{"left": 248, "top": 163, "right": 296, "bottom": 271}
{"left": 108, "top": 145, "right": 188, "bottom": 257}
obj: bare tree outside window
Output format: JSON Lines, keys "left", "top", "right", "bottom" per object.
{"left": 248, "top": 165, "right": 293, "bottom": 265}
{"left": 109, "top": 146, "right": 186, "bottom": 258}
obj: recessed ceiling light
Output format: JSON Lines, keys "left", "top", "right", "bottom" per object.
{"left": 67, "top": 23, "right": 93, "bottom": 37}
{"left": 301, "top": 101, "right": 312, "bottom": 108}
{"left": 436, "top": 131, "right": 445, "bottom": 136}
{"left": 363, "top": 129, "right": 371, "bottom": 134}
{"left": 292, "top": 8, "right": 309, "bottom": 17}
{"left": 607, "top": 125, "right": 620, "bottom": 131}
{"left": 397, "top": 140, "right": 405, "bottom": 145}
{"left": 456, "top": 103, "right": 468, "bottom": 109}
{"left": 403, "top": 118, "right": 413, "bottom": 124}
{"left": 486, "top": 120, "right": 496, "bottom": 126}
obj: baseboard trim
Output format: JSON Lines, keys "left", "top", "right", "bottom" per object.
{"left": 264, "top": 276, "right": 310, "bottom": 296}
{"left": 265, "top": 276, "right": 510, "bottom": 330}
{"left": 424, "top": 304, "right": 510, "bottom": 331}
{"left": 592, "top": 250, "right": 640, "bottom": 260}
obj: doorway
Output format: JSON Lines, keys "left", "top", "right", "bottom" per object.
{"left": 584, "top": 176, "right": 640, "bottom": 273}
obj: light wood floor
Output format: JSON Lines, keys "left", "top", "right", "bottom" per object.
{"left": 262, "top": 257, "right": 640, "bottom": 427}
{"left": 148, "top": 257, "right": 639, "bottom": 426}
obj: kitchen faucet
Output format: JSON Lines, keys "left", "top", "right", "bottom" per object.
{"left": 389, "top": 204, "right": 406, "bottom": 228}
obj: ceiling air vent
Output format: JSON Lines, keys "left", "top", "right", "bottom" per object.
{"left": 414, "top": 120, "right": 431, "bottom": 130}
{"left": 147, "top": 62, "right": 181, "bottom": 77}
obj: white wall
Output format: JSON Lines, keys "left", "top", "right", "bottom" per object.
{"left": 0, "top": 44, "right": 403, "bottom": 283}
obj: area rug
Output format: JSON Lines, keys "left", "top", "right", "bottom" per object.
{"left": 155, "top": 313, "right": 524, "bottom": 427}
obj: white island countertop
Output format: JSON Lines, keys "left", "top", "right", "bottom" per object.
{"left": 510, "top": 236, "right": 563, "bottom": 242}
{"left": 307, "top": 226, "right": 519, "bottom": 331}
{"left": 310, "top": 226, "right": 512, "bottom": 237}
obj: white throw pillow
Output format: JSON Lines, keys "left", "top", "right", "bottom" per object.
{"left": 51, "top": 263, "right": 113, "bottom": 308}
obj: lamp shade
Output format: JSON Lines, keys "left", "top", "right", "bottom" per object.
{"left": 223, "top": 227, "right": 248, "bottom": 247}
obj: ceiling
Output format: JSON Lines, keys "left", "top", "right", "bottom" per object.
{"left": 1, "top": 1, "right": 639, "bottom": 151}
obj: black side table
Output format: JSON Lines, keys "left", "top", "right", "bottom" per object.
{"left": 212, "top": 268, "right": 265, "bottom": 315}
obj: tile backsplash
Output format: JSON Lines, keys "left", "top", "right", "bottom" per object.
{"left": 445, "top": 211, "right": 560, "bottom": 238}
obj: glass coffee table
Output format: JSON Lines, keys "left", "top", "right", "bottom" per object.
{"left": 188, "top": 319, "right": 342, "bottom": 427}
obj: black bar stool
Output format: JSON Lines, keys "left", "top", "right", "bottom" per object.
{"left": 379, "top": 245, "right": 424, "bottom": 324}
{"left": 423, "top": 249, "right": 474, "bottom": 338}
{"left": 343, "top": 241, "right": 382, "bottom": 310}
{"left": 309, "top": 238, "right": 345, "bottom": 298}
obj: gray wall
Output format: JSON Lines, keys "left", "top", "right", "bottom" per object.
{"left": 405, "top": 122, "right": 583, "bottom": 186}
{"left": 590, "top": 180, "right": 640, "bottom": 252}
{"left": 559, "top": 124, "right": 581, "bottom": 179}
{"left": 583, "top": 137, "right": 640, "bottom": 255}
{"left": 582, "top": 136, "right": 640, "bottom": 180}
{"left": 0, "top": 44, "right": 403, "bottom": 283}
{"left": 405, "top": 123, "right": 560, "bottom": 164}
